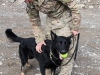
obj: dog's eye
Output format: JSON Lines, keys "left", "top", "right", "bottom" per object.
{"left": 64, "top": 42, "right": 67, "bottom": 45}
{"left": 58, "top": 43, "right": 61, "bottom": 45}
{"left": 58, "top": 41, "right": 62, "bottom": 45}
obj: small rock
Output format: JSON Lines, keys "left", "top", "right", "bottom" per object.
{"left": 0, "top": 61, "right": 3, "bottom": 66}
{"left": 80, "top": 4, "right": 85, "bottom": 8}
{"left": 35, "top": 74, "right": 41, "bottom": 75}
{"left": 99, "top": 5, "right": 100, "bottom": 8}
{"left": 0, "top": 72, "right": 3, "bottom": 74}
{"left": 74, "top": 64, "right": 78, "bottom": 68}
{"left": 2, "top": 3, "right": 5, "bottom": 6}
{"left": 89, "top": 5, "right": 94, "bottom": 8}
{"left": 9, "top": 0, "right": 15, "bottom": 2}
{"left": 88, "top": 0, "right": 91, "bottom": 2}
{"left": 36, "top": 68, "right": 40, "bottom": 71}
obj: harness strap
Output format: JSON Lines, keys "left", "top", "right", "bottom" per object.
{"left": 50, "top": 47, "right": 59, "bottom": 59}
{"left": 50, "top": 56, "right": 60, "bottom": 67}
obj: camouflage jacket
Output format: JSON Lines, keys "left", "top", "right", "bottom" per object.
{"left": 18, "top": 0, "right": 81, "bottom": 43}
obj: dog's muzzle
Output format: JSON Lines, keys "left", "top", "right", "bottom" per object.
{"left": 60, "top": 50, "right": 67, "bottom": 54}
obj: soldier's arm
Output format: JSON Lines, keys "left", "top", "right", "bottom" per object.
{"left": 26, "top": 2, "right": 46, "bottom": 43}
{"left": 58, "top": 0, "right": 81, "bottom": 31}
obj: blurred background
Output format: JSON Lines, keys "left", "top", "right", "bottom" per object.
{"left": 0, "top": 0, "right": 100, "bottom": 75}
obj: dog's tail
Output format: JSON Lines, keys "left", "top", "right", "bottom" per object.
{"left": 5, "top": 29, "right": 24, "bottom": 43}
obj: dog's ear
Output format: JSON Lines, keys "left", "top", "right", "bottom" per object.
{"left": 68, "top": 34, "right": 73, "bottom": 38}
{"left": 67, "top": 34, "right": 73, "bottom": 40}
{"left": 51, "top": 30, "right": 57, "bottom": 41}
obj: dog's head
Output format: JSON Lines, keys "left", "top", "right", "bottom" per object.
{"left": 51, "top": 31, "right": 73, "bottom": 59}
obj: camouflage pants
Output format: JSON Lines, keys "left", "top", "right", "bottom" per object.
{"left": 44, "top": 10, "right": 77, "bottom": 75}
{"left": 40, "top": 13, "right": 77, "bottom": 75}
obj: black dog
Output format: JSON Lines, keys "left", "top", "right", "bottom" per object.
{"left": 5, "top": 29, "right": 73, "bottom": 75}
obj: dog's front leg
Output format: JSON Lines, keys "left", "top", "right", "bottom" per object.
{"left": 21, "top": 72, "right": 25, "bottom": 75}
{"left": 46, "top": 69, "right": 52, "bottom": 75}
{"left": 21, "top": 66, "right": 25, "bottom": 75}
{"left": 51, "top": 69, "right": 56, "bottom": 75}
{"left": 40, "top": 66, "right": 45, "bottom": 75}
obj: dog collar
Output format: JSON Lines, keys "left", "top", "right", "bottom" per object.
{"left": 50, "top": 47, "right": 59, "bottom": 59}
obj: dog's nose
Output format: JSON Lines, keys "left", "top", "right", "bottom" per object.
{"left": 60, "top": 50, "right": 67, "bottom": 54}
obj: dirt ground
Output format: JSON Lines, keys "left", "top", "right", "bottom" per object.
{"left": 0, "top": 0, "right": 100, "bottom": 75}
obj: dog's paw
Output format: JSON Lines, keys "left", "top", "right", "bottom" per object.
{"left": 26, "top": 63, "right": 33, "bottom": 68}
{"left": 21, "top": 72, "right": 25, "bottom": 75}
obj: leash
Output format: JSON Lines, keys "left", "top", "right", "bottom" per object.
{"left": 61, "top": 33, "right": 80, "bottom": 66}
{"left": 74, "top": 33, "right": 80, "bottom": 61}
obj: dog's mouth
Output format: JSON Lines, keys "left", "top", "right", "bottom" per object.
{"left": 59, "top": 53, "right": 68, "bottom": 60}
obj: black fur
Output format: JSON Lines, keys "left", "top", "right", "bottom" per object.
{"left": 5, "top": 29, "right": 72, "bottom": 75}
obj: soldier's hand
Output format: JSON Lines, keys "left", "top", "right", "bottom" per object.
{"left": 36, "top": 41, "right": 46, "bottom": 53}
{"left": 71, "top": 30, "right": 79, "bottom": 37}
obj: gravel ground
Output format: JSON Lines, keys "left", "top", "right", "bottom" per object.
{"left": 0, "top": 0, "right": 100, "bottom": 75}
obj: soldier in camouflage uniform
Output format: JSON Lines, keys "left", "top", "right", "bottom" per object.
{"left": 12, "top": 0, "right": 81, "bottom": 75}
